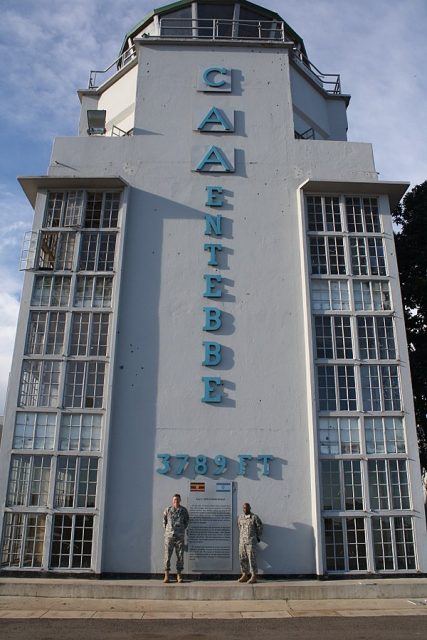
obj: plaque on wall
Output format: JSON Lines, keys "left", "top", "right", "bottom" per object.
{"left": 188, "top": 480, "right": 233, "bottom": 571}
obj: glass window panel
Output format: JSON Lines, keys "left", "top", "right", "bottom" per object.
{"left": 317, "top": 365, "right": 336, "bottom": 410}
{"left": 54, "top": 456, "right": 98, "bottom": 508}
{"left": 1, "top": 513, "right": 46, "bottom": 568}
{"left": 59, "top": 414, "right": 102, "bottom": 451}
{"left": 321, "top": 460, "right": 341, "bottom": 510}
{"left": 319, "top": 417, "right": 360, "bottom": 455}
{"left": 7, "top": 455, "right": 51, "bottom": 506}
{"left": 44, "top": 193, "right": 64, "bottom": 227}
{"left": 343, "top": 460, "right": 363, "bottom": 510}
{"left": 63, "top": 191, "right": 84, "bottom": 226}
{"left": 311, "top": 280, "right": 350, "bottom": 311}
{"left": 347, "top": 517, "right": 367, "bottom": 571}
{"left": 324, "top": 518, "right": 345, "bottom": 571}
{"left": 19, "top": 361, "right": 61, "bottom": 407}
{"left": 372, "top": 517, "right": 394, "bottom": 570}
{"left": 13, "top": 412, "right": 56, "bottom": 450}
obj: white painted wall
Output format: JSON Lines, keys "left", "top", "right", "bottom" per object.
{"left": 47, "top": 42, "right": 404, "bottom": 575}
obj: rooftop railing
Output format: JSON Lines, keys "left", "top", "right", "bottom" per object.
{"left": 87, "top": 20, "right": 341, "bottom": 95}
{"left": 291, "top": 48, "right": 341, "bottom": 95}
{"left": 89, "top": 45, "right": 137, "bottom": 89}
{"left": 159, "top": 17, "right": 286, "bottom": 40}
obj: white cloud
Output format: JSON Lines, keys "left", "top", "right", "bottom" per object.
{"left": 0, "top": 292, "right": 20, "bottom": 413}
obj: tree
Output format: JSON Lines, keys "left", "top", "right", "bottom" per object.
{"left": 393, "top": 181, "right": 427, "bottom": 469}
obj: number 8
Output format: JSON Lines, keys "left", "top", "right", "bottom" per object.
{"left": 195, "top": 455, "right": 208, "bottom": 475}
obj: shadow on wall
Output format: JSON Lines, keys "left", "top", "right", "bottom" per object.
{"left": 257, "top": 522, "right": 316, "bottom": 574}
{"left": 102, "top": 187, "right": 236, "bottom": 572}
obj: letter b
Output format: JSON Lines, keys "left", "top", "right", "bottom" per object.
{"left": 203, "top": 341, "right": 222, "bottom": 366}
{"left": 203, "top": 307, "right": 222, "bottom": 331}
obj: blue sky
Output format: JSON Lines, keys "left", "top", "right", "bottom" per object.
{"left": 0, "top": 0, "right": 426, "bottom": 412}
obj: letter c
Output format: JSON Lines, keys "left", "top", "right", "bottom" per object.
{"left": 202, "top": 67, "right": 228, "bottom": 88}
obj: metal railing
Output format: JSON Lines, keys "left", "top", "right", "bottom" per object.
{"left": 159, "top": 17, "right": 287, "bottom": 41}
{"left": 291, "top": 48, "right": 341, "bottom": 95}
{"left": 88, "top": 45, "right": 137, "bottom": 89}
{"left": 111, "top": 125, "right": 134, "bottom": 137}
{"left": 87, "top": 20, "right": 341, "bottom": 95}
{"left": 295, "top": 128, "right": 315, "bottom": 140}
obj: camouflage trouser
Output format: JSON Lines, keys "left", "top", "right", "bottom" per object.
{"left": 164, "top": 535, "right": 185, "bottom": 573}
{"left": 239, "top": 541, "right": 257, "bottom": 574}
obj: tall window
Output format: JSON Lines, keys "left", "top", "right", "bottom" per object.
{"left": 319, "top": 417, "right": 360, "bottom": 454}
{"left": 307, "top": 195, "right": 342, "bottom": 231}
{"left": 6, "top": 455, "right": 51, "bottom": 506}
{"left": 357, "top": 316, "right": 396, "bottom": 360}
{"left": 365, "top": 417, "right": 406, "bottom": 454}
{"left": 13, "top": 412, "right": 56, "bottom": 450}
{"left": 311, "top": 280, "right": 350, "bottom": 311}
{"left": 361, "top": 365, "right": 401, "bottom": 411}
{"left": 317, "top": 365, "right": 357, "bottom": 410}
{"left": 50, "top": 514, "right": 94, "bottom": 569}
{"left": 78, "top": 232, "right": 116, "bottom": 271}
{"left": 324, "top": 517, "right": 367, "bottom": 572}
{"left": 350, "top": 237, "right": 386, "bottom": 276}
{"left": 321, "top": 460, "right": 363, "bottom": 510}
{"left": 59, "top": 414, "right": 102, "bottom": 451}
{"left": 44, "top": 191, "right": 84, "bottom": 227}
{"left": 1, "top": 513, "right": 46, "bottom": 568}
{"left": 54, "top": 456, "right": 98, "bottom": 508}
{"left": 69, "top": 312, "right": 109, "bottom": 356}
{"left": 32, "top": 275, "right": 71, "bottom": 307}
{"left": 372, "top": 516, "right": 415, "bottom": 571}
{"left": 353, "top": 280, "right": 391, "bottom": 311}
{"left": 26, "top": 311, "right": 66, "bottom": 355}
{"left": 314, "top": 316, "right": 353, "bottom": 359}
{"left": 63, "top": 361, "right": 105, "bottom": 408}
{"left": 37, "top": 232, "right": 76, "bottom": 270}
{"left": 44, "top": 190, "right": 120, "bottom": 229}
{"left": 83, "top": 192, "right": 119, "bottom": 228}
{"left": 310, "top": 237, "right": 346, "bottom": 275}
{"left": 345, "top": 197, "right": 381, "bottom": 233}
{"left": 74, "top": 275, "right": 113, "bottom": 308}
{"left": 19, "top": 360, "right": 61, "bottom": 407}
{"left": 368, "top": 459, "right": 410, "bottom": 510}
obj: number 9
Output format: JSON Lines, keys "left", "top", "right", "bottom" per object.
{"left": 213, "top": 455, "right": 227, "bottom": 475}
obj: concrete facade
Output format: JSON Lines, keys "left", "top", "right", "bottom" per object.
{"left": 0, "top": 1, "right": 426, "bottom": 577}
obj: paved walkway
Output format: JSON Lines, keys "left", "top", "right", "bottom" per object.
{"left": 1, "top": 595, "right": 427, "bottom": 619}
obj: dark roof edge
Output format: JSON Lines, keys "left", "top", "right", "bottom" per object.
{"left": 118, "top": 0, "right": 306, "bottom": 56}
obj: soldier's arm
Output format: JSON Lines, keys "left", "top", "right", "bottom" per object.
{"left": 184, "top": 508, "right": 189, "bottom": 529}
{"left": 163, "top": 508, "right": 168, "bottom": 529}
{"left": 255, "top": 516, "right": 263, "bottom": 539}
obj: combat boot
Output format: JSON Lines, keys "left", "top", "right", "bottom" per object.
{"left": 237, "top": 573, "right": 250, "bottom": 583}
{"left": 177, "top": 574, "right": 183, "bottom": 583}
{"left": 163, "top": 572, "right": 170, "bottom": 583}
{"left": 247, "top": 573, "right": 257, "bottom": 584}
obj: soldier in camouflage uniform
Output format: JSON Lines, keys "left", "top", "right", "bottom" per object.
{"left": 163, "top": 493, "right": 189, "bottom": 583}
{"left": 237, "top": 502, "right": 263, "bottom": 584}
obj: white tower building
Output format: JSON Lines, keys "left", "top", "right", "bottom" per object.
{"left": 1, "top": 0, "right": 426, "bottom": 577}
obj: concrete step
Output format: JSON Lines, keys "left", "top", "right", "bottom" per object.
{"left": 1, "top": 577, "right": 427, "bottom": 601}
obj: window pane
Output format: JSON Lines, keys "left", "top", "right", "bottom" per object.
{"left": 321, "top": 460, "right": 340, "bottom": 510}
{"left": 13, "top": 412, "right": 56, "bottom": 450}
{"left": 324, "top": 518, "right": 345, "bottom": 571}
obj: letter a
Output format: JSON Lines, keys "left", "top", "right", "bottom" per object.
{"left": 197, "top": 107, "right": 233, "bottom": 132}
{"left": 196, "top": 146, "right": 234, "bottom": 172}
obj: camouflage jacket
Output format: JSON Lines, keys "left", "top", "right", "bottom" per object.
{"left": 237, "top": 513, "right": 263, "bottom": 544}
{"left": 163, "top": 505, "right": 189, "bottom": 537}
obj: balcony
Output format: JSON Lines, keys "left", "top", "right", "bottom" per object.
{"left": 88, "top": 19, "right": 341, "bottom": 96}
